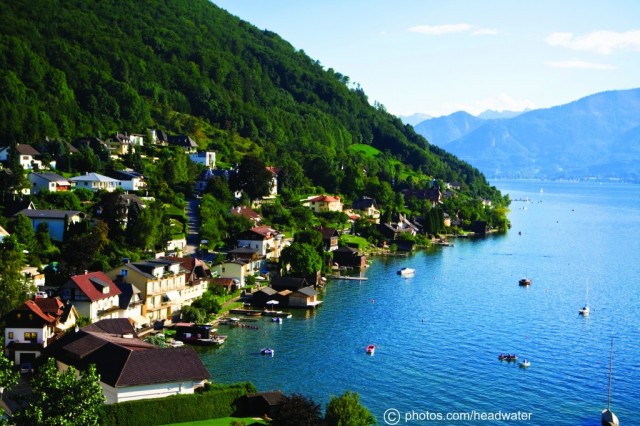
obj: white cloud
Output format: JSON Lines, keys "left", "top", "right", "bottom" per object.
{"left": 472, "top": 28, "right": 499, "bottom": 36}
{"left": 408, "top": 23, "right": 497, "bottom": 36}
{"left": 409, "top": 23, "right": 473, "bottom": 35}
{"left": 545, "top": 59, "right": 615, "bottom": 70}
{"left": 545, "top": 30, "right": 640, "bottom": 54}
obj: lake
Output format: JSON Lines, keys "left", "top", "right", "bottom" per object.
{"left": 197, "top": 180, "right": 640, "bottom": 425}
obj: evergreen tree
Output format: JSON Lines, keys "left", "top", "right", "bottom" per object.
{"left": 0, "top": 235, "right": 32, "bottom": 318}
{"left": 271, "top": 393, "right": 323, "bottom": 426}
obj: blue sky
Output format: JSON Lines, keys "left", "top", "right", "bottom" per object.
{"left": 213, "top": 0, "right": 640, "bottom": 117}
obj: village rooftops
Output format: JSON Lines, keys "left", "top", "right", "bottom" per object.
{"left": 14, "top": 208, "right": 84, "bottom": 219}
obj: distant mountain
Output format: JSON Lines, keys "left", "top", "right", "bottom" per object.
{"left": 414, "top": 89, "right": 640, "bottom": 180}
{"left": 399, "top": 113, "right": 432, "bottom": 126}
{"left": 413, "top": 111, "right": 486, "bottom": 148}
{"left": 476, "top": 109, "right": 527, "bottom": 120}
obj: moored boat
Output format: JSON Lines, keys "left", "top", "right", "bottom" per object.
{"left": 519, "top": 359, "right": 531, "bottom": 368}
{"left": 261, "top": 348, "right": 275, "bottom": 356}
{"left": 601, "top": 338, "right": 619, "bottom": 425}
{"left": 366, "top": 344, "right": 375, "bottom": 355}
{"left": 498, "top": 353, "right": 518, "bottom": 361}
{"left": 398, "top": 267, "right": 416, "bottom": 276}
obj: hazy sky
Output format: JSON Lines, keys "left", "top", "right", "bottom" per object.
{"left": 213, "top": 0, "right": 640, "bottom": 117}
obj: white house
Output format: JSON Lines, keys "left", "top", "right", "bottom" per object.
{"left": 45, "top": 319, "right": 210, "bottom": 404}
{"left": 58, "top": 271, "right": 123, "bottom": 322}
{"left": 3, "top": 297, "right": 78, "bottom": 367}
{"left": 302, "top": 194, "right": 343, "bottom": 213}
{"left": 236, "top": 225, "right": 285, "bottom": 260}
{"left": 189, "top": 151, "right": 216, "bottom": 169}
{"left": 0, "top": 144, "right": 43, "bottom": 170}
{"left": 70, "top": 172, "right": 121, "bottom": 192}
{"left": 109, "top": 170, "right": 146, "bottom": 192}
{"left": 28, "top": 172, "right": 73, "bottom": 194}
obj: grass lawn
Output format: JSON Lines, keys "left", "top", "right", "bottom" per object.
{"left": 162, "top": 417, "right": 267, "bottom": 426}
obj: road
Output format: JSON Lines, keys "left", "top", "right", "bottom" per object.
{"left": 184, "top": 197, "right": 200, "bottom": 256}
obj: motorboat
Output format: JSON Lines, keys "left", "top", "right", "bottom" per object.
{"left": 579, "top": 305, "right": 590, "bottom": 316}
{"left": 260, "top": 348, "right": 275, "bottom": 356}
{"left": 398, "top": 267, "right": 416, "bottom": 276}
{"left": 498, "top": 354, "right": 518, "bottom": 361}
{"left": 519, "top": 359, "right": 531, "bottom": 368}
{"left": 272, "top": 317, "right": 283, "bottom": 323}
{"left": 366, "top": 344, "right": 376, "bottom": 355}
{"left": 519, "top": 278, "right": 532, "bottom": 286}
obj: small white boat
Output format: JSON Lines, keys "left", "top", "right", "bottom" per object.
{"left": 272, "top": 317, "right": 283, "bottom": 323}
{"left": 519, "top": 359, "right": 531, "bottom": 368}
{"left": 260, "top": 348, "right": 275, "bottom": 357}
{"left": 398, "top": 267, "right": 415, "bottom": 276}
{"left": 366, "top": 344, "right": 375, "bottom": 355}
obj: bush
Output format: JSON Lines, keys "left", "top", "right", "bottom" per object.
{"left": 100, "top": 382, "right": 256, "bottom": 426}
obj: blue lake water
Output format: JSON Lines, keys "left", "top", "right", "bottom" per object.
{"left": 197, "top": 180, "right": 640, "bottom": 425}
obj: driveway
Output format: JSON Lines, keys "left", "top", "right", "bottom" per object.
{"left": 184, "top": 197, "right": 200, "bottom": 256}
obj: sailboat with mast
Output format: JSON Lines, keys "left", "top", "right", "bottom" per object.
{"left": 579, "top": 285, "right": 590, "bottom": 316}
{"left": 601, "top": 337, "right": 619, "bottom": 426}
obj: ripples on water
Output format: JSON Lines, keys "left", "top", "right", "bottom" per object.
{"left": 199, "top": 181, "right": 639, "bottom": 425}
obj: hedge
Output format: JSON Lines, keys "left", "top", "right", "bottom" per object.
{"left": 100, "top": 382, "right": 257, "bottom": 426}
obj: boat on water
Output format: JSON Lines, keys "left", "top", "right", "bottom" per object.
{"left": 398, "top": 267, "right": 416, "bottom": 276}
{"left": 601, "top": 338, "right": 619, "bottom": 426}
{"left": 272, "top": 317, "right": 283, "bottom": 323}
{"left": 366, "top": 344, "right": 376, "bottom": 355}
{"left": 498, "top": 353, "right": 518, "bottom": 361}
{"left": 519, "top": 278, "right": 532, "bottom": 286}
{"left": 260, "top": 348, "right": 275, "bottom": 356}
{"left": 519, "top": 359, "right": 531, "bottom": 368}
{"left": 174, "top": 323, "right": 226, "bottom": 346}
{"left": 579, "top": 285, "right": 590, "bottom": 316}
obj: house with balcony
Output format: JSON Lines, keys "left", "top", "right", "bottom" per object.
{"left": 106, "top": 258, "right": 188, "bottom": 324}
{"left": 212, "top": 258, "right": 252, "bottom": 288}
{"left": 105, "top": 133, "right": 137, "bottom": 157}
{"left": 302, "top": 194, "right": 343, "bottom": 213}
{"left": 58, "top": 271, "right": 123, "bottom": 322}
{"left": 14, "top": 208, "right": 86, "bottom": 241}
{"left": 235, "top": 225, "right": 284, "bottom": 261}
{"left": 70, "top": 172, "right": 121, "bottom": 192}
{"left": 28, "top": 172, "right": 73, "bottom": 194}
{"left": 317, "top": 226, "right": 340, "bottom": 252}
{"left": 163, "top": 256, "right": 211, "bottom": 306}
{"left": 2, "top": 296, "right": 78, "bottom": 367}
{"left": 44, "top": 319, "right": 210, "bottom": 404}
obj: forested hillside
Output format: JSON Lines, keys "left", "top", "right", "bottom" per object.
{"left": 0, "top": 0, "right": 502, "bottom": 201}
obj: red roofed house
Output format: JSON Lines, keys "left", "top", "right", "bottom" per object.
{"left": 44, "top": 319, "right": 210, "bottom": 404}
{"left": 2, "top": 296, "right": 78, "bottom": 367}
{"left": 230, "top": 205, "right": 262, "bottom": 225}
{"left": 59, "top": 271, "right": 122, "bottom": 322}
{"left": 236, "top": 225, "right": 284, "bottom": 260}
{"left": 303, "top": 194, "right": 343, "bottom": 213}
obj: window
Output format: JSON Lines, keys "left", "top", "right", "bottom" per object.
{"left": 8, "top": 332, "right": 14, "bottom": 339}
{"left": 24, "top": 332, "right": 37, "bottom": 341}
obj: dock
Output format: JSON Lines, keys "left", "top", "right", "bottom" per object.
{"left": 328, "top": 275, "right": 368, "bottom": 281}
{"left": 229, "top": 308, "right": 292, "bottom": 318}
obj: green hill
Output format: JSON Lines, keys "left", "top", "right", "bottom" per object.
{"left": 0, "top": 0, "right": 502, "bottom": 201}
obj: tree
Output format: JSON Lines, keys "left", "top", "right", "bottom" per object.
{"left": 12, "top": 357, "right": 104, "bottom": 425}
{"left": 0, "top": 235, "right": 32, "bottom": 318}
{"left": 279, "top": 242, "right": 323, "bottom": 279}
{"left": 325, "top": 391, "right": 376, "bottom": 426}
{"left": 231, "top": 155, "right": 273, "bottom": 203}
{"left": 271, "top": 393, "right": 323, "bottom": 426}
{"left": 0, "top": 337, "right": 19, "bottom": 397}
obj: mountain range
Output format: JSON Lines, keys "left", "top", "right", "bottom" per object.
{"left": 413, "top": 89, "right": 640, "bottom": 180}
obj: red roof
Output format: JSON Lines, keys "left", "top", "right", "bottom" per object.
{"left": 250, "top": 225, "right": 277, "bottom": 238}
{"left": 68, "top": 272, "right": 121, "bottom": 301}
{"left": 308, "top": 194, "right": 340, "bottom": 203}
{"left": 34, "top": 297, "right": 66, "bottom": 317}
{"left": 19, "top": 300, "right": 56, "bottom": 323}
